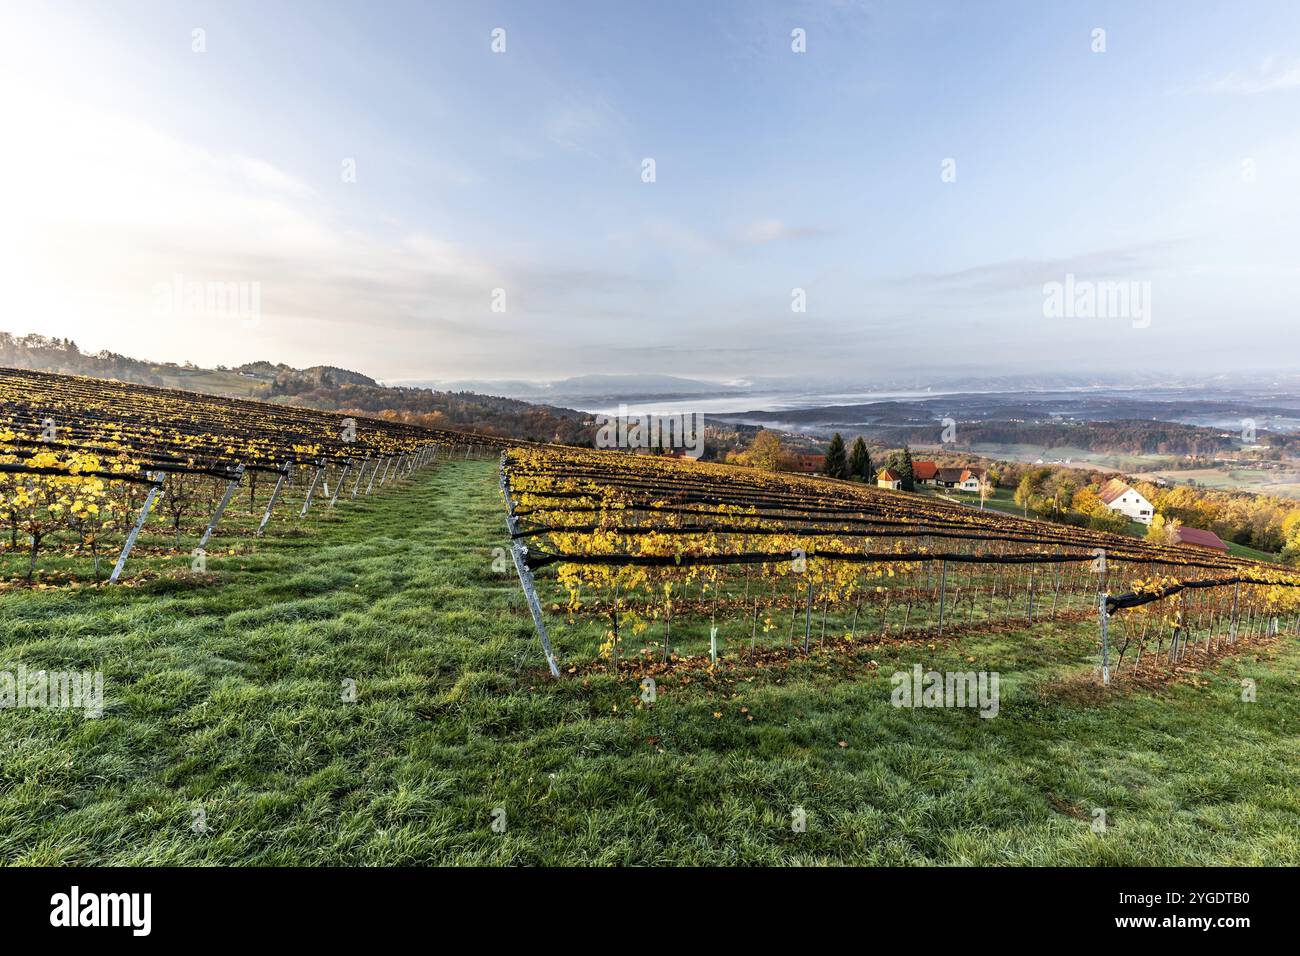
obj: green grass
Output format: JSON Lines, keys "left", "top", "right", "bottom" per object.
{"left": 1, "top": 459, "right": 1297, "bottom": 865}
{"left": 1225, "top": 541, "right": 1279, "bottom": 562}
{"left": 924, "top": 485, "right": 1024, "bottom": 519}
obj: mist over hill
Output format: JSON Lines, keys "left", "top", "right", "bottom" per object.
{"left": 397, "top": 373, "right": 750, "bottom": 405}
{"left": 0, "top": 331, "right": 593, "bottom": 444}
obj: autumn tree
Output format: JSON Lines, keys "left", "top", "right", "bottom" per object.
{"left": 1282, "top": 513, "right": 1300, "bottom": 564}
{"left": 737, "top": 429, "right": 783, "bottom": 472}
{"left": 1043, "top": 471, "right": 1082, "bottom": 516}
{"left": 1071, "top": 486, "right": 1130, "bottom": 533}
{"left": 1147, "top": 513, "right": 1182, "bottom": 545}
{"left": 1015, "top": 467, "right": 1052, "bottom": 517}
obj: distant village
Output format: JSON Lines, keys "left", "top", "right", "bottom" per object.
{"left": 639, "top": 421, "right": 1295, "bottom": 559}
{"left": 717, "top": 436, "right": 1238, "bottom": 556}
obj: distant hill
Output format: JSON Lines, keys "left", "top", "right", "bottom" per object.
{"left": 400, "top": 372, "right": 748, "bottom": 404}
{"left": 0, "top": 331, "right": 594, "bottom": 444}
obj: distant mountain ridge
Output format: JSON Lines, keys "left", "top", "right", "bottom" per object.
{"left": 398, "top": 372, "right": 748, "bottom": 402}
{"left": 0, "top": 331, "right": 592, "bottom": 444}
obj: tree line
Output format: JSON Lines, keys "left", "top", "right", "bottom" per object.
{"left": 1007, "top": 462, "right": 1300, "bottom": 558}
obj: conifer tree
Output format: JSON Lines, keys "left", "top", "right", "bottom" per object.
{"left": 824, "top": 432, "right": 847, "bottom": 479}
{"left": 848, "top": 436, "right": 871, "bottom": 481}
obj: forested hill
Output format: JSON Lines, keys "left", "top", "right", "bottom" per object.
{"left": 0, "top": 331, "right": 593, "bottom": 444}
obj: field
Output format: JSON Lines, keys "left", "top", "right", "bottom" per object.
{"left": 949, "top": 442, "right": 1300, "bottom": 500}
{"left": 3, "top": 457, "right": 1299, "bottom": 865}
{"left": 1130, "top": 466, "right": 1300, "bottom": 499}
{"left": 3, "top": 370, "right": 1299, "bottom": 866}
{"left": 944, "top": 442, "right": 1300, "bottom": 500}
{"left": 148, "top": 366, "right": 272, "bottom": 398}
{"left": 961, "top": 443, "right": 1175, "bottom": 473}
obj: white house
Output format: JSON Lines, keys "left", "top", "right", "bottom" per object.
{"left": 1099, "top": 478, "right": 1153, "bottom": 525}
{"left": 955, "top": 467, "right": 986, "bottom": 493}
{"left": 877, "top": 468, "right": 902, "bottom": 490}
{"left": 933, "top": 466, "right": 986, "bottom": 492}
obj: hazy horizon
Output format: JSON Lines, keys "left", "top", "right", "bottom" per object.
{"left": 4, "top": 0, "right": 1299, "bottom": 382}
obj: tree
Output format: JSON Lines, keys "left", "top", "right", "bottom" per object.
{"left": 1015, "top": 467, "right": 1052, "bottom": 516}
{"left": 889, "top": 445, "right": 915, "bottom": 491}
{"left": 1071, "top": 486, "right": 1130, "bottom": 533}
{"left": 824, "top": 433, "right": 847, "bottom": 479}
{"left": 848, "top": 437, "right": 871, "bottom": 481}
{"left": 1147, "top": 513, "right": 1182, "bottom": 545}
{"left": 743, "top": 429, "right": 783, "bottom": 472}
{"left": 1087, "top": 506, "right": 1131, "bottom": 534}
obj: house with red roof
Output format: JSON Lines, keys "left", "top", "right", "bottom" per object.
{"left": 789, "top": 453, "right": 825, "bottom": 474}
{"left": 932, "top": 465, "right": 987, "bottom": 491}
{"left": 1170, "top": 525, "right": 1228, "bottom": 552}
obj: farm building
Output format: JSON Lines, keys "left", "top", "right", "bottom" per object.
{"left": 1170, "top": 525, "right": 1228, "bottom": 552}
{"left": 933, "top": 466, "right": 986, "bottom": 491}
{"left": 912, "top": 461, "right": 939, "bottom": 484}
{"left": 877, "top": 468, "right": 902, "bottom": 490}
{"left": 789, "top": 453, "right": 825, "bottom": 474}
{"left": 1098, "top": 477, "right": 1154, "bottom": 525}
{"left": 955, "top": 467, "right": 986, "bottom": 492}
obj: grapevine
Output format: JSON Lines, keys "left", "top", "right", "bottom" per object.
{"left": 501, "top": 446, "right": 1300, "bottom": 678}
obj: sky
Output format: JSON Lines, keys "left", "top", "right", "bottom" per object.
{"left": 2, "top": 0, "right": 1299, "bottom": 385}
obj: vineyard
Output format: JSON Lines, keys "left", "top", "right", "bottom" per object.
{"left": 502, "top": 446, "right": 1300, "bottom": 682}
{"left": 1, "top": 372, "right": 1298, "bottom": 864}
{"left": 5, "top": 366, "right": 1297, "bottom": 683}
{"left": 0, "top": 367, "right": 503, "bottom": 584}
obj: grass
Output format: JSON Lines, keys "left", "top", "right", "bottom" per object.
{"left": 1, "top": 459, "right": 1297, "bottom": 865}
{"left": 1225, "top": 540, "right": 1279, "bottom": 562}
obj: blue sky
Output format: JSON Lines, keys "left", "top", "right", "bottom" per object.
{"left": 2, "top": 0, "right": 1298, "bottom": 382}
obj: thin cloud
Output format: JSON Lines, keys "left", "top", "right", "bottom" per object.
{"left": 1206, "top": 56, "right": 1300, "bottom": 94}
{"left": 734, "top": 219, "right": 832, "bottom": 244}
{"left": 230, "top": 156, "right": 316, "bottom": 198}
{"left": 886, "top": 242, "right": 1188, "bottom": 296}
{"left": 611, "top": 218, "right": 832, "bottom": 256}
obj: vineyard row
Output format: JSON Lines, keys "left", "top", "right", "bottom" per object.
{"left": 499, "top": 447, "right": 1300, "bottom": 680}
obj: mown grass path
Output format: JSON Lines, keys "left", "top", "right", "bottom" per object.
{"left": 2, "top": 460, "right": 1297, "bottom": 864}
